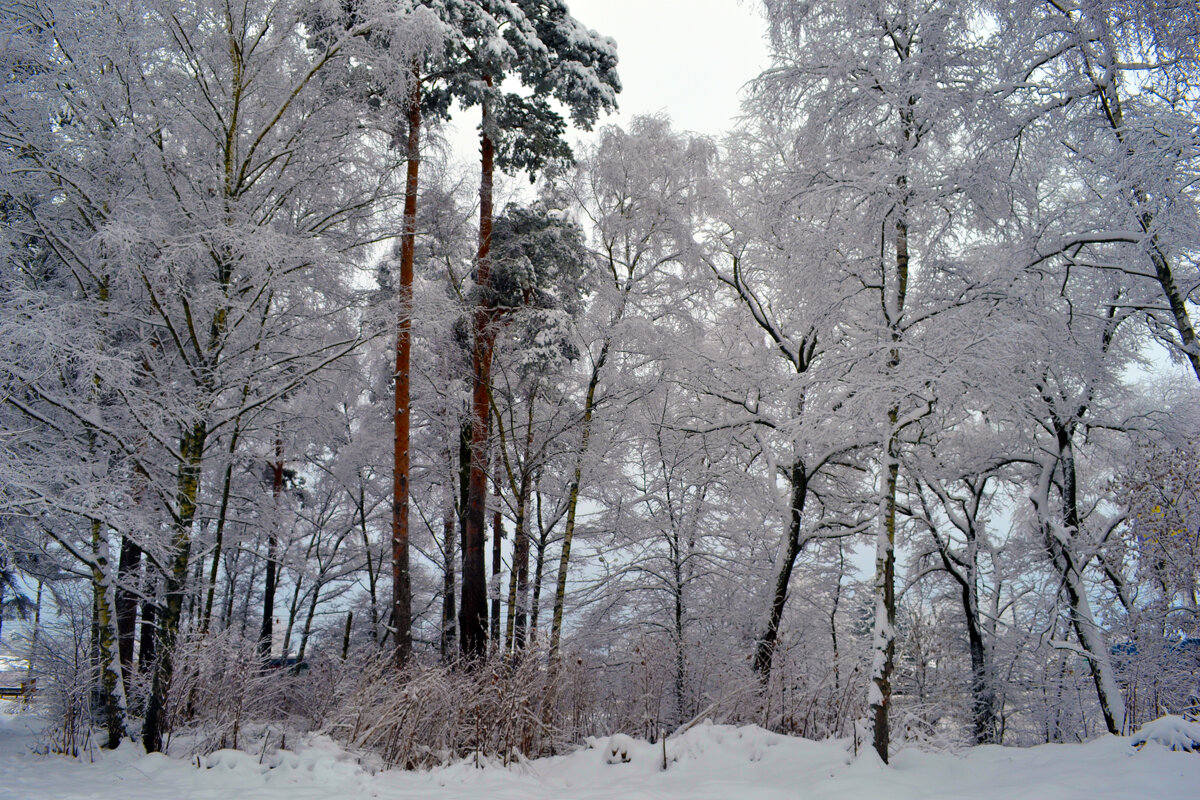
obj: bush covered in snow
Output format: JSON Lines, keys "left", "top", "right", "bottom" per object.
{"left": 1131, "top": 716, "right": 1200, "bottom": 753}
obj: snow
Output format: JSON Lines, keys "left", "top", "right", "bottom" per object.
{"left": 2, "top": 711, "right": 1198, "bottom": 800}
{"left": 1131, "top": 716, "right": 1200, "bottom": 753}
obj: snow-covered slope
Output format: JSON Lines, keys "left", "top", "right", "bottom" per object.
{"left": 1, "top": 711, "right": 1196, "bottom": 800}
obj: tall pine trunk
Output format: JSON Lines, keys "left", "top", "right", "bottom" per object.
{"left": 392, "top": 62, "right": 421, "bottom": 668}
{"left": 461, "top": 83, "right": 496, "bottom": 662}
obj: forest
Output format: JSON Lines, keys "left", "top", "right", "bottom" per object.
{"left": 1, "top": 0, "right": 1198, "bottom": 774}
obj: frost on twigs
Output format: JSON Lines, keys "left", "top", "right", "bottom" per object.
{"left": 1131, "top": 716, "right": 1200, "bottom": 753}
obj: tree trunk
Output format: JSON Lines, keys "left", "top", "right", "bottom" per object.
{"left": 510, "top": 472, "right": 532, "bottom": 654}
{"left": 203, "top": 427, "right": 241, "bottom": 632}
{"left": 392, "top": 62, "right": 421, "bottom": 669}
{"left": 138, "top": 591, "right": 157, "bottom": 676}
{"left": 144, "top": 420, "right": 205, "bottom": 754}
{"left": 28, "top": 580, "right": 42, "bottom": 679}
{"left": 441, "top": 475, "right": 457, "bottom": 662}
{"left": 549, "top": 343, "right": 608, "bottom": 664}
{"left": 490, "top": 452, "right": 503, "bottom": 648}
{"left": 1046, "top": 423, "right": 1127, "bottom": 735}
{"left": 92, "top": 520, "right": 127, "bottom": 748}
{"left": 355, "top": 483, "right": 380, "bottom": 644}
{"left": 461, "top": 83, "right": 496, "bottom": 663}
{"left": 297, "top": 584, "right": 320, "bottom": 662}
{"left": 870, "top": 432, "right": 899, "bottom": 763}
{"left": 529, "top": 485, "right": 548, "bottom": 647}
{"left": 259, "top": 438, "right": 283, "bottom": 660}
{"left": 871, "top": 166, "right": 909, "bottom": 763}
{"left": 508, "top": 392, "right": 536, "bottom": 655}
{"left": 281, "top": 574, "right": 305, "bottom": 659}
{"left": 752, "top": 460, "right": 807, "bottom": 683}
{"left": 115, "top": 535, "right": 141, "bottom": 697}
{"left": 672, "top": 525, "right": 686, "bottom": 728}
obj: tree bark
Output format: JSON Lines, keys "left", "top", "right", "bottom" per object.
{"left": 138, "top": 591, "right": 157, "bottom": 676}
{"left": 871, "top": 160, "right": 910, "bottom": 763}
{"left": 549, "top": 342, "right": 608, "bottom": 664}
{"left": 143, "top": 421, "right": 205, "bottom": 754}
{"left": 92, "top": 520, "right": 127, "bottom": 748}
{"left": 1046, "top": 422, "right": 1127, "bottom": 735}
{"left": 115, "top": 535, "right": 141, "bottom": 697}
{"left": 752, "top": 460, "right": 808, "bottom": 683}
{"left": 203, "top": 424, "right": 242, "bottom": 632}
{"left": 490, "top": 450, "right": 504, "bottom": 647}
{"left": 461, "top": 82, "right": 496, "bottom": 662}
{"left": 392, "top": 62, "right": 421, "bottom": 668}
{"left": 259, "top": 437, "right": 283, "bottom": 660}
{"left": 529, "top": 485, "right": 548, "bottom": 646}
{"left": 510, "top": 406, "right": 534, "bottom": 653}
{"left": 441, "top": 474, "right": 457, "bottom": 661}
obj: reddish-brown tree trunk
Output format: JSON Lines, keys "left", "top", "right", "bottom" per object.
{"left": 392, "top": 63, "right": 421, "bottom": 668}
{"left": 461, "top": 82, "right": 495, "bottom": 662}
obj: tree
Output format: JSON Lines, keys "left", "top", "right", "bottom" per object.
{"left": 545, "top": 117, "right": 712, "bottom": 665}
{"left": 1, "top": 0, "right": 427, "bottom": 750}
{"left": 997, "top": 0, "right": 1200, "bottom": 382}
{"left": 450, "top": 0, "right": 619, "bottom": 661}
{"left": 754, "top": 0, "right": 1008, "bottom": 761}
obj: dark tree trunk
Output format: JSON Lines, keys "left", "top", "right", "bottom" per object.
{"left": 259, "top": 439, "right": 283, "bottom": 660}
{"left": 529, "top": 485, "right": 548, "bottom": 646}
{"left": 461, "top": 84, "right": 495, "bottom": 663}
{"left": 441, "top": 477, "right": 457, "bottom": 662}
{"left": 143, "top": 422, "right": 205, "bottom": 754}
{"left": 752, "top": 460, "right": 807, "bottom": 683}
{"left": 115, "top": 536, "right": 141, "bottom": 697}
{"left": 490, "top": 453, "right": 503, "bottom": 647}
{"left": 138, "top": 594, "right": 157, "bottom": 675}
{"left": 1047, "top": 420, "right": 1126, "bottom": 735}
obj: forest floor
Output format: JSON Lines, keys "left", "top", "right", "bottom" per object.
{"left": 1, "top": 705, "right": 1197, "bottom": 800}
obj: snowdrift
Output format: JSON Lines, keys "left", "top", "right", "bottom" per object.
{"left": 1, "top": 711, "right": 1197, "bottom": 800}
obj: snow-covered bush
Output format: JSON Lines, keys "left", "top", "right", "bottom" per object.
{"left": 1131, "top": 716, "right": 1200, "bottom": 752}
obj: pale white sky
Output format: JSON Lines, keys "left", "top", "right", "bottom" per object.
{"left": 563, "top": 0, "right": 770, "bottom": 136}
{"left": 442, "top": 0, "right": 771, "bottom": 162}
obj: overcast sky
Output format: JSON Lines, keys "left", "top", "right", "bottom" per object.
{"left": 442, "top": 1, "right": 771, "bottom": 163}
{"left": 563, "top": 0, "right": 771, "bottom": 136}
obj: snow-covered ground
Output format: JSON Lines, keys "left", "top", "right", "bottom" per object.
{"left": 1, "top": 708, "right": 1197, "bottom": 800}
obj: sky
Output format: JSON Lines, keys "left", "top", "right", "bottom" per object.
{"left": 562, "top": 0, "right": 771, "bottom": 137}
{"left": 442, "top": 0, "right": 772, "bottom": 162}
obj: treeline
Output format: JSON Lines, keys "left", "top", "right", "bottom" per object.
{"left": 1, "top": 0, "right": 1198, "bottom": 765}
